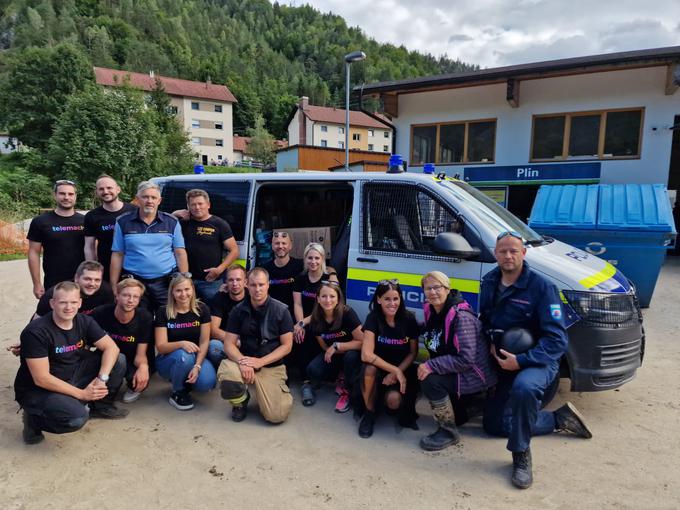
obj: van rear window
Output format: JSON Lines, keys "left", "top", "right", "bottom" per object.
{"left": 160, "top": 181, "right": 250, "bottom": 241}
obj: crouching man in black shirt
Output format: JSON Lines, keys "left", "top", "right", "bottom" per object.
{"left": 217, "top": 267, "right": 294, "bottom": 424}
{"left": 92, "top": 278, "right": 153, "bottom": 404}
{"left": 14, "top": 282, "right": 127, "bottom": 445}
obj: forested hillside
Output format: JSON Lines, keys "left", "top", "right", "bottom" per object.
{"left": 0, "top": 0, "right": 476, "bottom": 138}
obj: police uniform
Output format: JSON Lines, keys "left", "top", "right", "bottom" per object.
{"left": 480, "top": 261, "right": 568, "bottom": 453}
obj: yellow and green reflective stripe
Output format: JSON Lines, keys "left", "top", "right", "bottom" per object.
{"left": 347, "top": 267, "right": 480, "bottom": 294}
{"left": 579, "top": 262, "right": 616, "bottom": 289}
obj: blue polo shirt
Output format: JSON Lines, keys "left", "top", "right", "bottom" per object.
{"left": 112, "top": 210, "right": 185, "bottom": 279}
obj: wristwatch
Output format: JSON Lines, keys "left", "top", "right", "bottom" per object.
{"left": 332, "top": 342, "right": 340, "bottom": 351}
{"left": 97, "top": 374, "right": 110, "bottom": 383}
{"left": 297, "top": 320, "right": 305, "bottom": 328}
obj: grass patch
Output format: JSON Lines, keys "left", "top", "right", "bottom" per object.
{"left": 0, "top": 252, "right": 27, "bottom": 261}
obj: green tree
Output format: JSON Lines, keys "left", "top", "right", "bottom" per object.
{"left": 46, "top": 84, "right": 192, "bottom": 197}
{"left": 0, "top": 43, "right": 95, "bottom": 150}
{"left": 247, "top": 114, "right": 276, "bottom": 166}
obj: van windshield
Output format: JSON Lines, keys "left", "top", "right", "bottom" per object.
{"left": 441, "top": 180, "right": 545, "bottom": 244}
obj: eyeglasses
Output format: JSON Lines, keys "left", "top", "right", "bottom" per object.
{"left": 424, "top": 284, "right": 447, "bottom": 293}
{"left": 273, "top": 231, "right": 289, "bottom": 238}
{"left": 171, "top": 271, "right": 193, "bottom": 280}
{"left": 496, "top": 230, "right": 522, "bottom": 241}
{"left": 54, "top": 179, "right": 76, "bottom": 191}
{"left": 378, "top": 279, "right": 399, "bottom": 285}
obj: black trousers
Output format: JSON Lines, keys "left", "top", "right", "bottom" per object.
{"left": 19, "top": 351, "right": 125, "bottom": 435}
{"left": 420, "top": 372, "right": 472, "bottom": 426}
{"left": 357, "top": 363, "right": 419, "bottom": 426}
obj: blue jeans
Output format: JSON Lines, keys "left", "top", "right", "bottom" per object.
{"left": 482, "top": 364, "right": 559, "bottom": 452}
{"left": 193, "top": 279, "right": 222, "bottom": 303}
{"left": 307, "top": 349, "right": 361, "bottom": 391}
{"left": 156, "top": 340, "right": 224, "bottom": 393}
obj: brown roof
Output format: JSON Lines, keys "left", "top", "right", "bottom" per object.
{"left": 233, "top": 136, "right": 288, "bottom": 154}
{"left": 94, "top": 67, "right": 237, "bottom": 103}
{"left": 359, "top": 45, "right": 680, "bottom": 95}
{"left": 302, "top": 105, "right": 392, "bottom": 129}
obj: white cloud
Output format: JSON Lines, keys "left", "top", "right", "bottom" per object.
{"left": 284, "top": 0, "right": 680, "bottom": 68}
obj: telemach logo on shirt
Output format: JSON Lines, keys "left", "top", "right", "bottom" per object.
{"left": 167, "top": 320, "right": 201, "bottom": 329}
{"left": 377, "top": 335, "right": 410, "bottom": 346}
{"left": 110, "top": 333, "right": 136, "bottom": 343}
{"left": 320, "top": 331, "right": 347, "bottom": 341}
{"left": 51, "top": 225, "right": 84, "bottom": 232}
{"left": 270, "top": 277, "right": 295, "bottom": 285}
{"left": 55, "top": 339, "right": 85, "bottom": 354}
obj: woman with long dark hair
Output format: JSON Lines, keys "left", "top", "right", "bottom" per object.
{"left": 357, "top": 279, "right": 419, "bottom": 438}
{"left": 291, "top": 242, "right": 338, "bottom": 406}
{"left": 306, "top": 282, "right": 363, "bottom": 413}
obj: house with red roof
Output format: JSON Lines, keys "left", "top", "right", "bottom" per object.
{"left": 287, "top": 97, "right": 392, "bottom": 153}
{"left": 94, "top": 67, "right": 237, "bottom": 165}
{"left": 232, "top": 135, "right": 288, "bottom": 163}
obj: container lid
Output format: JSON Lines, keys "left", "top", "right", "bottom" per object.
{"left": 529, "top": 183, "right": 676, "bottom": 232}
{"left": 528, "top": 184, "right": 598, "bottom": 229}
{"left": 598, "top": 184, "right": 675, "bottom": 232}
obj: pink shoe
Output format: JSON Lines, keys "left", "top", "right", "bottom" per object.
{"left": 335, "top": 374, "right": 345, "bottom": 396}
{"left": 334, "top": 391, "right": 350, "bottom": 413}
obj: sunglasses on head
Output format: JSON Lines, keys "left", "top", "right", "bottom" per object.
{"left": 273, "top": 231, "right": 289, "bottom": 238}
{"left": 378, "top": 278, "right": 399, "bottom": 285}
{"left": 171, "top": 271, "right": 193, "bottom": 280}
{"left": 496, "top": 230, "right": 522, "bottom": 241}
{"left": 54, "top": 179, "right": 76, "bottom": 191}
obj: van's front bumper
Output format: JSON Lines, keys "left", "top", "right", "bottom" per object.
{"left": 566, "top": 320, "right": 644, "bottom": 391}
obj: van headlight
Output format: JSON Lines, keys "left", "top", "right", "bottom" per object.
{"left": 562, "top": 290, "right": 640, "bottom": 327}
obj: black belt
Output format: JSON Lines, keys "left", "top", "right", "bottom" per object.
{"left": 122, "top": 270, "right": 175, "bottom": 284}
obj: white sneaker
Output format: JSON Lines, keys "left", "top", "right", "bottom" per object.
{"left": 122, "top": 389, "right": 141, "bottom": 403}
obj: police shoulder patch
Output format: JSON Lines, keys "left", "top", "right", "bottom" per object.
{"left": 549, "top": 304, "right": 563, "bottom": 320}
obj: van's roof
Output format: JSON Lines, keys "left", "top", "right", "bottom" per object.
{"left": 152, "top": 171, "right": 443, "bottom": 184}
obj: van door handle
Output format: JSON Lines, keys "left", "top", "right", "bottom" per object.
{"left": 356, "top": 257, "right": 379, "bottom": 263}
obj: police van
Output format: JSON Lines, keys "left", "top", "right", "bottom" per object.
{"left": 152, "top": 171, "right": 644, "bottom": 393}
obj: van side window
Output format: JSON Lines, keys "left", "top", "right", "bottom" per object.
{"left": 160, "top": 181, "right": 250, "bottom": 241}
{"left": 363, "top": 183, "right": 461, "bottom": 255}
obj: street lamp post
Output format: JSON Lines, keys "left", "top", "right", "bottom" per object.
{"left": 344, "top": 50, "right": 366, "bottom": 171}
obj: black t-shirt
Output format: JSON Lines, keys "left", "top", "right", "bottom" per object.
{"left": 313, "top": 307, "right": 362, "bottom": 346}
{"left": 91, "top": 304, "right": 153, "bottom": 362}
{"left": 210, "top": 291, "right": 246, "bottom": 330}
{"left": 36, "top": 282, "right": 114, "bottom": 317}
{"left": 293, "top": 271, "right": 335, "bottom": 318}
{"left": 226, "top": 298, "right": 293, "bottom": 364}
{"left": 363, "top": 310, "right": 419, "bottom": 367}
{"left": 263, "top": 257, "right": 304, "bottom": 314}
{"left": 14, "top": 313, "right": 106, "bottom": 400}
{"left": 181, "top": 216, "right": 234, "bottom": 281}
{"left": 154, "top": 301, "right": 211, "bottom": 345}
{"left": 83, "top": 203, "right": 137, "bottom": 276}
{"left": 27, "top": 211, "right": 85, "bottom": 289}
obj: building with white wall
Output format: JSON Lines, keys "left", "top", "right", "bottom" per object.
{"left": 95, "top": 67, "right": 237, "bottom": 166}
{"left": 287, "top": 97, "right": 392, "bottom": 153}
{"left": 358, "top": 46, "right": 680, "bottom": 220}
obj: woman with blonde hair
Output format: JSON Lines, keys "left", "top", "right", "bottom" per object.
{"left": 291, "top": 242, "right": 339, "bottom": 406}
{"left": 155, "top": 273, "right": 223, "bottom": 410}
{"left": 417, "top": 270, "right": 496, "bottom": 450}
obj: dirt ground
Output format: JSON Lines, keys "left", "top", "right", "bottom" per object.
{"left": 1, "top": 258, "right": 678, "bottom": 510}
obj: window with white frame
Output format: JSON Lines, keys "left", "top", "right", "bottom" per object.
{"left": 339, "top": 127, "right": 345, "bottom": 134}
{"left": 191, "top": 102, "right": 199, "bottom": 110}
{"left": 320, "top": 140, "right": 328, "bottom": 147}
{"left": 215, "top": 122, "right": 223, "bottom": 130}
{"left": 320, "top": 125, "right": 328, "bottom": 132}
{"left": 191, "top": 119, "right": 200, "bottom": 129}
{"left": 214, "top": 104, "right": 223, "bottom": 113}
{"left": 216, "top": 139, "right": 224, "bottom": 147}
{"left": 338, "top": 141, "right": 344, "bottom": 149}
{"left": 368, "top": 130, "right": 375, "bottom": 137}
{"left": 352, "top": 133, "right": 361, "bottom": 141}
{"left": 191, "top": 137, "right": 200, "bottom": 145}
{"left": 368, "top": 144, "right": 374, "bottom": 151}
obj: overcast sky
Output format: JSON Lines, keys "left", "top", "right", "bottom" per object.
{"left": 283, "top": 0, "right": 680, "bottom": 68}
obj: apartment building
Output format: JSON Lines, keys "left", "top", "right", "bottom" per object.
{"left": 287, "top": 97, "right": 392, "bottom": 153}
{"left": 94, "top": 67, "right": 237, "bottom": 165}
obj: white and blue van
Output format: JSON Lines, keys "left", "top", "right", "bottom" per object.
{"left": 152, "top": 172, "right": 644, "bottom": 392}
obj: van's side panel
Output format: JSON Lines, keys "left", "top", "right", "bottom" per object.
{"left": 346, "top": 179, "right": 483, "bottom": 321}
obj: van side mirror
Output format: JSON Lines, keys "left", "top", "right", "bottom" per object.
{"left": 433, "top": 232, "right": 481, "bottom": 259}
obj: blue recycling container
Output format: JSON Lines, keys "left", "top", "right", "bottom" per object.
{"left": 529, "top": 184, "right": 677, "bottom": 307}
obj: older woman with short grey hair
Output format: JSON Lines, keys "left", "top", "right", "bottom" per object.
{"left": 417, "top": 270, "right": 496, "bottom": 451}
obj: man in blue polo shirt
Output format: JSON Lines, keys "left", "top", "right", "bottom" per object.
{"left": 110, "top": 181, "right": 188, "bottom": 312}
